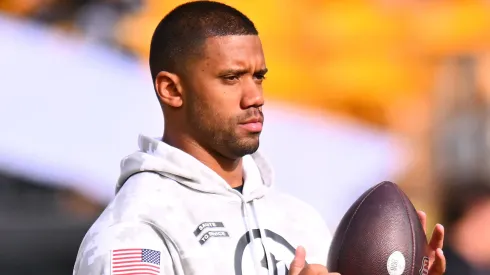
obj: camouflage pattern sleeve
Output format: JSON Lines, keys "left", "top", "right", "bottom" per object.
{"left": 73, "top": 221, "right": 175, "bottom": 275}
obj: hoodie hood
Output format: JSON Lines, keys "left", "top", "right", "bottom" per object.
{"left": 116, "top": 135, "right": 274, "bottom": 201}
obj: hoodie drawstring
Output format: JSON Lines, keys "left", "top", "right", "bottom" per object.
{"left": 242, "top": 197, "right": 274, "bottom": 275}
{"left": 251, "top": 199, "right": 274, "bottom": 275}
{"left": 242, "top": 199, "right": 264, "bottom": 275}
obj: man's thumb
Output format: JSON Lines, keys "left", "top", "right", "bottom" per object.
{"left": 289, "top": 246, "right": 306, "bottom": 275}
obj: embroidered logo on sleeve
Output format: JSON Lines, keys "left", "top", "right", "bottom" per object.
{"left": 111, "top": 248, "right": 160, "bottom": 275}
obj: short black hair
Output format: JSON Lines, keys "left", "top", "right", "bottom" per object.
{"left": 149, "top": 1, "right": 259, "bottom": 82}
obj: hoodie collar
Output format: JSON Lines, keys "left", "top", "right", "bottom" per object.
{"left": 116, "top": 135, "right": 274, "bottom": 200}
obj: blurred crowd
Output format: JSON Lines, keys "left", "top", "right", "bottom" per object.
{"left": 3, "top": 0, "right": 490, "bottom": 126}
{"left": 1, "top": 0, "right": 490, "bottom": 275}
{"left": 1, "top": 3, "right": 142, "bottom": 273}
{"left": 0, "top": 0, "right": 143, "bottom": 55}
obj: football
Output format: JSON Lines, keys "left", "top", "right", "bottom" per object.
{"left": 327, "top": 181, "right": 430, "bottom": 275}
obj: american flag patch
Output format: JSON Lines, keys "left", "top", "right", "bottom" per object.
{"left": 111, "top": 248, "right": 160, "bottom": 275}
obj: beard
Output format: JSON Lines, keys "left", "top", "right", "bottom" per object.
{"left": 186, "top": 96, "right": 262, "bottom": 159}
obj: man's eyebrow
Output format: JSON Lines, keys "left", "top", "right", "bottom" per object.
{"left": 219, "top": 68, "right": 248, "bottom": 75}
{"left": 255, "top": 68, "right": 268, "bottom": 75}
{"left": 218, "top": 68, "right": 268, "bottom": 75}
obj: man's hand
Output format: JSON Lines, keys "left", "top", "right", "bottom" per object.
{"left": 289, "top": 246, "right": 340, "bottom": 275}
{"left": 417, "top": 211, "right": 447, "bottom": 275}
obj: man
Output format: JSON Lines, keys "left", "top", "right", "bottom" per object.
{"left": 440, "top": 180, "right": 490, "bottom": 275}
{"left": 73, "top": 1, "right": 446, "bottom": 274}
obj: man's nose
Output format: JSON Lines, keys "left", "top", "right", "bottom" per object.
{"left": 241, "top": 79, "right": 264, "bottom": 109}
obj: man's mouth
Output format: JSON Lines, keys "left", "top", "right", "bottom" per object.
{"left": 239, "top": 117, "right": 263, "bottom": 132}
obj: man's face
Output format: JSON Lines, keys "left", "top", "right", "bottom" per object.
{"left": 182, "top": 35, "right": 267, "bottom": 159}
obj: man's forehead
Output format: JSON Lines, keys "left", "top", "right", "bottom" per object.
{"left": 202, "top": 35, "right": 263, "bottom": 56}
{"left": 199, "top": 35, "right": 265, "bottom": 67}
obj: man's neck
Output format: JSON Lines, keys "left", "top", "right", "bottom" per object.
{"left": 163, "top": 132, "right": 244, "bottom": 188}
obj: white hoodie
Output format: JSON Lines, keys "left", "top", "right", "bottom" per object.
{"left": 73, "top": 135, "right": 332, "bottom": 275}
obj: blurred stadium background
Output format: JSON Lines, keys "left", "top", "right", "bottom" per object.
{"left": 1, "top": 0, "right": 490, "bottom": 274}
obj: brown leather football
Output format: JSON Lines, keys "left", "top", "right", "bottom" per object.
{"left": 327, "top": 181, "right": 430, "bottom": 275}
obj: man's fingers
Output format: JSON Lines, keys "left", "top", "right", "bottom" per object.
{"left": 416, "top": 212, "right": 445, "bottom": 274}
{"left": 306, "top": 264, "right": 329, "bottom": 275}
{"left": 298, "top": 264, "right": 337, "bottom": 275}
{"left": 289, "top": 248, "right": 341, "bottom": 275}
{"left": 428, "top": 248, "right": 446, "bottom": 275}
{"left": 289, "top": 246, "right": 306, "bottom": 275}
{"left": 417, "top": 210, "right": 427, "bottom": 234}
{"left": 429, "top": 224, "right": 444, "bottom": 250}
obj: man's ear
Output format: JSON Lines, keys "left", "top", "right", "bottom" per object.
{"left": 155, "top": 71, "right": 183, "bottom": 108}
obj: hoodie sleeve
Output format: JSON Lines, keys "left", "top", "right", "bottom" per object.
{"left": 306, "top": 209, "right": 333, "bottom": 265}
{"left": 73, "top": 222, "right": 175, "bottom": 275}
{"left": 279, "top": 193, "right": 333, "bottom": 265}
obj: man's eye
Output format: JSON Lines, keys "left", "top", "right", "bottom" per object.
{"left": 254, "top": 74, "right": 266, "bottom": 81}
{"left": 223, "top": 75, "right": 239, "bottom": 81}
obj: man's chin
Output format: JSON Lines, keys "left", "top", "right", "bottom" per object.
{"left": 231, "top": 140, "right": 260, "bottom": 157}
